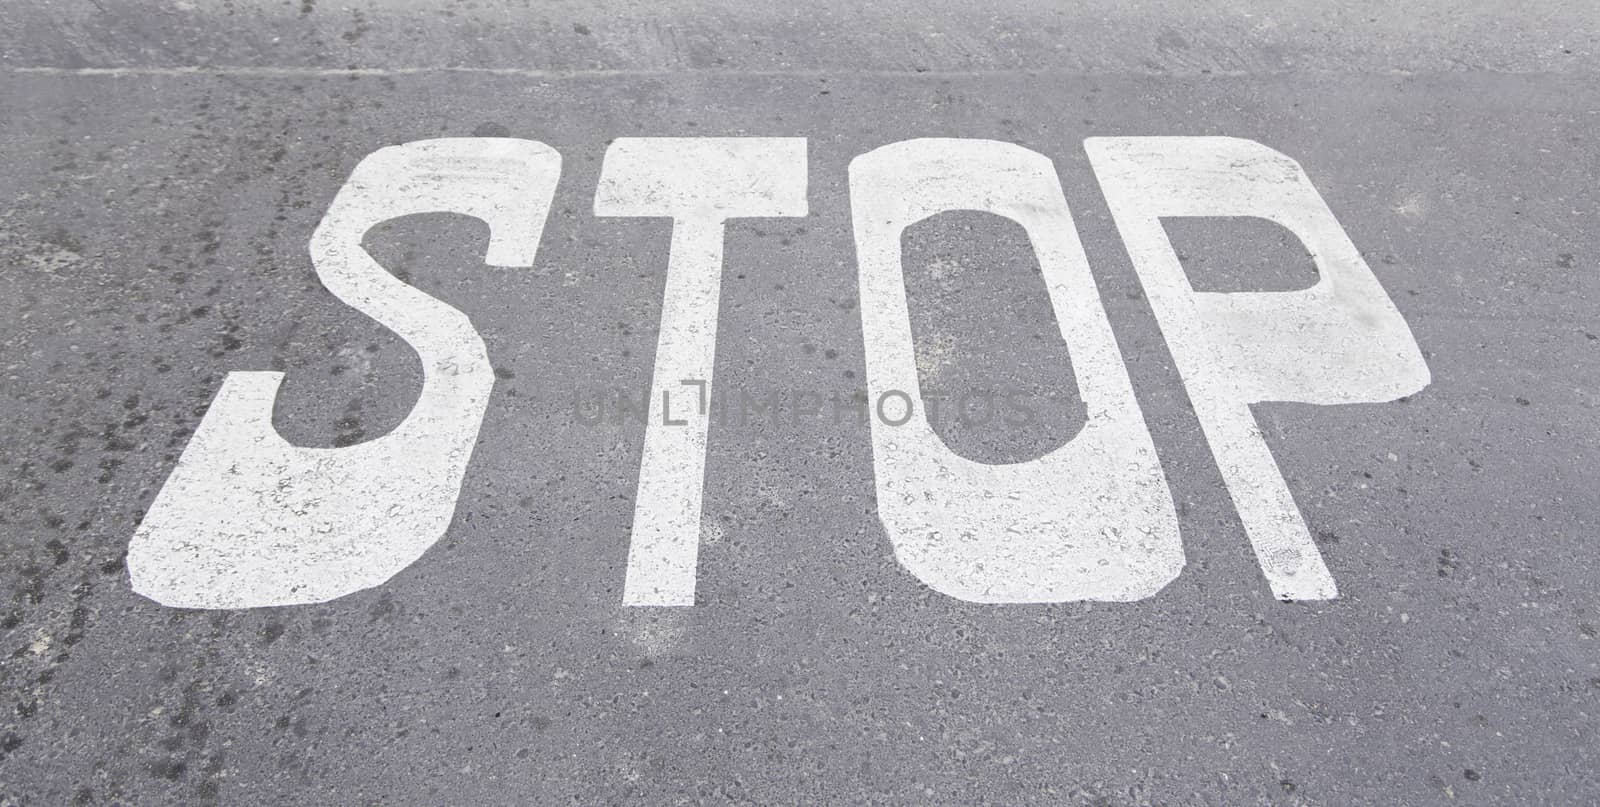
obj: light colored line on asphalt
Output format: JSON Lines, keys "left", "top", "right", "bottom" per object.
{"left": 6, "top": 65, "right": 1583, "bottom": 79}
{"left": 6, "top": 65, "right": 1245, "bottom": 78}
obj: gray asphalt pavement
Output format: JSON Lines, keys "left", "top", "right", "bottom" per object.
{"left": 2, "top": 2, "right": 1599, "bottom": 805}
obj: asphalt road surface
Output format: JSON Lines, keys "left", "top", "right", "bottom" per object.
{"left": 2, "top": 2, "right": 1599, "bottom": 805}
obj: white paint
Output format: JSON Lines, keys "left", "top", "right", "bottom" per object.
{"left": 127, "top": 138, "right": 561, "bottom": 608}
{"left": 1085, "top": 136, "right": 1430, "bottom": 600}
{"left": 848, "top": 138, "right": 1182, "bottom": 603}
{"left": 596, "top": 138, "right": 808, "bottom": 606}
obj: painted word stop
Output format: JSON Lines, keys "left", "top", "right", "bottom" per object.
{"left": 127, "top": 136, "right": 1429, "bottom": 610}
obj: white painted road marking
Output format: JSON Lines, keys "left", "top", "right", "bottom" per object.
{"left": 596, "top": 138, "right": 809, "bottom": 606}
{"left": 1087, "top": 136, "right": 1431, "bottom": 600}
{"left": 849, "top": 139, "right": 1183, "bottom": 602}
{"left": 126, "top": 136, "right": 1429, "bottom": 609}
{"left": 128, "top": 138, "right": 561, "bottom": 608}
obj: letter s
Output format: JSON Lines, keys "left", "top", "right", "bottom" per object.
{"left": 127, "top": 138, "right": 561, "bottom": 609}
